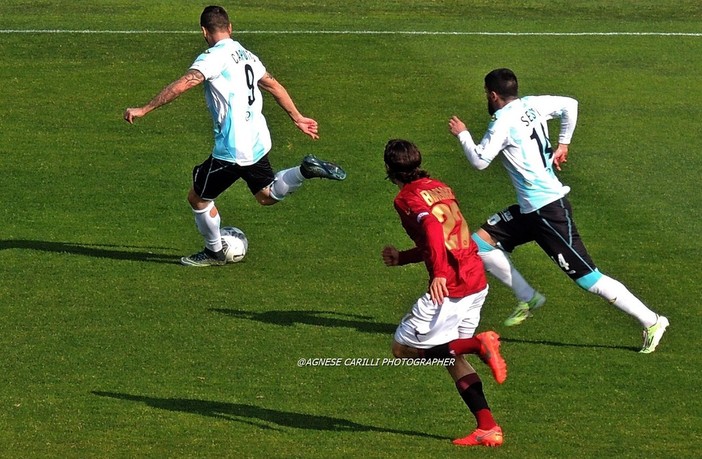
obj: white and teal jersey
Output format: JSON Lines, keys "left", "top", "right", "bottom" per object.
{"left": 457, "top": 96, "right": 578, "bottom": 213}
{"left": 190, "top": 38, "right": 270, "bottom": 166}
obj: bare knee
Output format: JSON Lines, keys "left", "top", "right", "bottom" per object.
{"left": 391, "top": 341, "right": 418, "bottom": 359}
{"left": 187, "top": 189, "right": 210, "bottom": 210}
{"left": 256, "top": 196, "right": 278, "bottom": 206}
{"left": 255, "top": 188, "right": 279, "bottom": 206}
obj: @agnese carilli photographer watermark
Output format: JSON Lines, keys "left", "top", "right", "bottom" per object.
{"left": 297, "top": 357, "right": 456, "bottom": 367}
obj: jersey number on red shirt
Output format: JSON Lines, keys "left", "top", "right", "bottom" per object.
{"left": 431, "top": 201, "right": 471, "bottom": 251}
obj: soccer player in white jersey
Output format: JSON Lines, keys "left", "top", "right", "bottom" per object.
{"left": 448, "top": 68, "right": 669, "bottom": 353}
{"left": 124, "top": 5, "right": 345, "bottom": 266}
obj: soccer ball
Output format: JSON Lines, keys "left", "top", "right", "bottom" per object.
{"left": 220, "top": 226, "right": 248, "bottom": 263}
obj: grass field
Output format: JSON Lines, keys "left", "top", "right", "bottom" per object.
{"left": 1, "top": 1, "right": 701, "bottom": 457}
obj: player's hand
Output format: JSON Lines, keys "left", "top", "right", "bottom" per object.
{"left": 124, "top": 107, "right": 146, "bottom": 124}
{"left": 382, "top": 245, "right": 400, "bottom": 267}
{"left": 448, "top": 116, "right": 468, "bottom": 136}
{"left": 429, "top": 277, "right": 449, "bottom": 305}
{"left": 295, "top": 117, "right": 319, "bottom": 140}
{"left": 553, "top": 144, "right": 569, "bottom": 171}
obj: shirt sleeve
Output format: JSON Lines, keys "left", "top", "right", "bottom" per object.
{"left": 528, "top": 95, "right": 579, "bottom": 144}
{"left": 397, "top": 247, "right": 423, "bottom": 265}
{"left": 190, "top": 50, "right": 223, "bottom": 81}
{"left": 457, "top": 118, "right": 510, "bottom": 170}
{"left": 393, "top": 198, "right": 423, "bottom": 265}
{"left": 394, "top": 194, "right": 449, "bottom": 274}
{"left": 420, "top": 213, "right": 451, "bottom": 279}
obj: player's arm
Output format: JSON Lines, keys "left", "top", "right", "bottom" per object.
{"left": 398, "top": 247, "right": 423, "bottom": 265}
{"left": 385, "top": 199, "right": 430, "bottom": 267}
{"left": 448, "top": 115, "right": 506, "bottom": 170}
{"left": 420, "top": 213, "right": 450, "bottom": 305}
{"left": 553, "top": 144, "right": 570, "bottom": 171}
{"left": 258, "top": 72, "right": 319, "bottom": 139}
{"left": 382, "top": 245, "right": 423, "bottom": 266}
{"left": 532, "top": 96, "right": 578, "bottom": 171}
{"left": 124, "top": 69, "right": 205, "bottom": 124}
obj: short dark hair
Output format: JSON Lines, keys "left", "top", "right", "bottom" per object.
{"left": 485, "top": 68, "right": 519, "bottom": 98}
{"left": 200, "top": 5, "right": 230, "bottom": 33}
{"left": 384, "top": 139, "right": 429, "bottom": 183}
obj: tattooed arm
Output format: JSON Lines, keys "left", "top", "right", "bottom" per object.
{"left": 124, "top": 69, "right": 205, "bottom": 124}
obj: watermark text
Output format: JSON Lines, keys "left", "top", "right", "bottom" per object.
{"left": 297, "top": 357, "right": 455, "bottom": 367}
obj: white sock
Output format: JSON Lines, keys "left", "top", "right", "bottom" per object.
{"left": 587, "top": 275, "right": 657, "bottom": 327}
{"left": 478, "top": 248, "right": 536, "bottom": 302}
{"left": 270, "top": 166, "right": 305, "bottom": 201}
{"left": 193, "top": 201, "right": 222, "bottom": 252}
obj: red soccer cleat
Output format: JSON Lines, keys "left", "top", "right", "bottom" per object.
{"left": 476, "top": 331, "right": 507, "bottom": 384}
{"left": 453, "top": 425, "right": 504, "bottom": 447}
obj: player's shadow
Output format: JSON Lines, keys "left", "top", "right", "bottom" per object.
{"left": 91, "top": 391, "right": 448, "bottom": 440}
{"left": 500, "top": 336, "right": 638, "bottom": 352}
{"left": 0, "top": 239, "right": 181, "bottom": 264}
{"left": 210, "top": 308, "right": 397, "bottom": 335}
{"left": 212, "top": 309, "right": 637, "bottom": 350}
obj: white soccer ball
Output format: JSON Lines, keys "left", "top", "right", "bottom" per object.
{"left": 220, "top": 226, "right": 248, "bottom": 263}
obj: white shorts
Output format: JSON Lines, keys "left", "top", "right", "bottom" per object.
{"left": 393, "top": 286, "right": 489, "bottom": 349}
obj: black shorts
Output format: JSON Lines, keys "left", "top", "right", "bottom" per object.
{"left": 481, "top": 198, "right": 598, "bottom": 280}
{"left": 192, "top": 155, "right": 275, "bottom": 200}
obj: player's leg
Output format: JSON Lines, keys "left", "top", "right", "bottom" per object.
{"left": 448, "top": 358, "right": 503, "bottom": 447}
{"left": 392, "top": 336, "right": 486, "bottom": 363}
{"left": 185, "top": 189, "right": 225, "bottom": 259}
{"left": 390, "top": 342, "right": 504, "bottom": 447}
{"left": 392, "top": 294, "right": 472, "bottom": 359}
{"left": 535, "top": 198, "right": 668, "bottom": 352}
{"left": 262, "top": 154, "right": 346, "bottom": 203}
{"left": 449, "top": 291, "right": 502, "bottom": 447}
{"left": 578, "top": 272, "right": 668, "bottom": 353}
{"left": 231, "top": 155, "right": 282, "bottom": 206}
{"left": 181, "top": 157, "right": 239, "bottom": 266}
{"left": 391, "top": 291, "right": 504, "bottom": 447}
{"left": 393, "top": 289, "right": 506, "bottom": 384}
{"left": 477, "top": 206, "right": 546, "bottom": 326}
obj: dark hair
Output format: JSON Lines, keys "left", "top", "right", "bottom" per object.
{"left": 484, "top": 68, "right": 519, "bottom": 98}
{"left": 384, "top": 139, "right": 429, "bottom": 183}
{"left": 200, "top": 5, "right": 230, "bottom": 33}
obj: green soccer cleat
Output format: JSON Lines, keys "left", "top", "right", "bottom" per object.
{"left": 180, "top": 248, "right": 227, "bottom": 267}
{"left": 640, "top": 315, "right": 669, "bottom": 354}
{"left": 503, "top": 291, "right": 546, "bottom": 327}
{"left": 300, "top": 155, "right": 347, "bottom": 181}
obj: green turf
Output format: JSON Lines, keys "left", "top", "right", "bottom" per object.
{"left": 0, "top": 1, "right": 700, "bottom": 457}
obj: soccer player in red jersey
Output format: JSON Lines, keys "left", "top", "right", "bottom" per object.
{"left": 381, "top": 139, "right": 507, "bottom": 447}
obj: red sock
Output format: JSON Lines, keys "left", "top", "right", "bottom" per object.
{"left": 456, "top": 374, "right": 496, "bottom": 430}
{"left": 475, "top": 409, "right": 497, "bottom": 430}
{"left": 449, "top": 337, "right": 482, "bottom": 356}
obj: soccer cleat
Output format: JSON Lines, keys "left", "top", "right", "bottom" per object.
{"left": 453, "top": 425, "right": 504, "bottom": 447}
{"left": 476, "top": 331, "right": 507, "bottom": 384}
{"left": 180, "top": 248, "right": 227, "bottom": 267}
{"left": 300, "top": 155, "right": 347, "bottom": 181}
{"left": 639, "top": 315, "right": 669, "bottom": 353}
{"left": 503, "top": 291, "right": 546, "bottom": 327}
